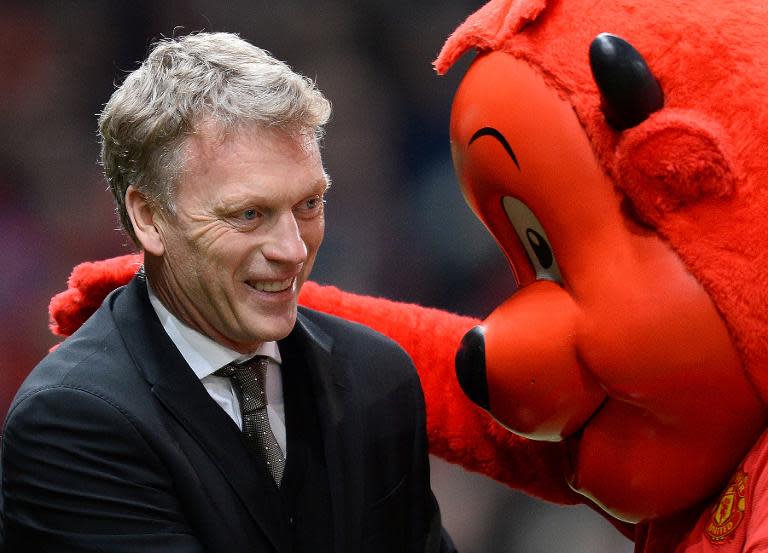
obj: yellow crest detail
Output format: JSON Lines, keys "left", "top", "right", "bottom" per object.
{"left": 706, "top": 470, "right": 748, "bottom": 544}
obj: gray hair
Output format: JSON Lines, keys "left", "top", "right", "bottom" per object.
{"left": 99, "top": 32, "right": 332, "bottom": 246}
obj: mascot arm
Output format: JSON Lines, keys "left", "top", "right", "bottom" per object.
{"left": 49, "top": 254, "right": 581, "bottom": 505}
{"left": 298, "top": 280, "right": 581, "bottom": 504}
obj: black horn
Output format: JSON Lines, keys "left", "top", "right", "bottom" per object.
{"left": 589, "top": 33, "right": 664, "bottom": 130}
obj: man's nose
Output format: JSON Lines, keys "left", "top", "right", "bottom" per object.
{"left": 262, "top": 213, "right": 308, "bottom": 265}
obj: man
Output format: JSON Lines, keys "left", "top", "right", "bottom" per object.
{"left": 1, "top": 32, "right": 455, "bottom": 552}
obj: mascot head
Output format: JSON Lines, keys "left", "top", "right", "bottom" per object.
{"left": 437, "top": 0, "right": 768, "bottom": 523}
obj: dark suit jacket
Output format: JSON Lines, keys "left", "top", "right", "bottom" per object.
{"left": 1, "top": 277, "right": 454, "bottom": 553}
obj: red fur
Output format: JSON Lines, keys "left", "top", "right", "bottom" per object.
{"left": 613, "top": 111, "right": 738, "bottom": 225}
{"left": 49, "top": 254, "right": 143, "bottom": 337}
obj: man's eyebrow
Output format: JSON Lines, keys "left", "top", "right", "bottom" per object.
{"left": 468, "top": 127, "right": 520, "bottom": 170}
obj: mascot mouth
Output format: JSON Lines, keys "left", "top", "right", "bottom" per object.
{"left": 565, "top": 396, "right": 609, "bottom": 487}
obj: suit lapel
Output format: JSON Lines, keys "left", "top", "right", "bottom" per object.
{"left": 289, "top": 311, "right": 365, "bottom": 553}
{"left": 111, "top": 277, "right": 282, "bottom": 550}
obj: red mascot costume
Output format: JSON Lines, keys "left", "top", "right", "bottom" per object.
{"left": 45, "top": 0, "right": 768, "bottom": 551}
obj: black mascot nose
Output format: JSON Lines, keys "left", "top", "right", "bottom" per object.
{"left": 455, "top": 326, "right": 490, "bottom": 411}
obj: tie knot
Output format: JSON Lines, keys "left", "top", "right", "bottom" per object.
{"left": 215, "top": 356, "right": 269, "bottom": 410}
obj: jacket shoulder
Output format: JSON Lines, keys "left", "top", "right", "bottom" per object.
{"left": 298, "top": 305, "right": 412, "bottom": 361}
{"left": 9, "top": 288, "right": 145, "bottom": 422}
{"left": 296, "top": 306, "right": 422, "bottom": 398}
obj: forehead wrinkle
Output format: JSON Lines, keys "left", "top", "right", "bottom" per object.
{"left": 213, "top": 175, "right": 329, "bottom": 209}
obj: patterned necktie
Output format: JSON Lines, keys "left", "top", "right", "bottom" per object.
{"left": 216, "top": 356, "right": 285, "bottom": 486}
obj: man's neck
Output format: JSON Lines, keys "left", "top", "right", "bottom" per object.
{"left": 145, "top": 278, "right": 281, "bottom": 379}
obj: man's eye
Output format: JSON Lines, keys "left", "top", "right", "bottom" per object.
{"left": 296, "top": 195, "right": 325, "bottom": 216}
{"left": 228, "top": 208, "right": 262, "bottom": 230}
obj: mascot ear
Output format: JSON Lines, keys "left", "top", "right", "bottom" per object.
{"left": 613, "top": 109, "right": 739, "bottom": 226}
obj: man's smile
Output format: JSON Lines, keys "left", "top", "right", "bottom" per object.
{"left": 246, "top": 276, "right": 296, "bottom": 293}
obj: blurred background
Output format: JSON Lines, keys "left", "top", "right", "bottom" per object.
{"left": 0, "top": 1, "right": 632, "bottom": 551}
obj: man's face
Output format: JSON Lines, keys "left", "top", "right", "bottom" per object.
{"left": 153, "top": 124, "right": 327, "bottom": 352}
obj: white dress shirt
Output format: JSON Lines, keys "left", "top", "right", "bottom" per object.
{"left": 146, "top": 282, "right": 287, "bottom": 458}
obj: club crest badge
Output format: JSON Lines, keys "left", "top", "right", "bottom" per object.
{"left": 706, "top": 470, "right": 748, "bottom": 544}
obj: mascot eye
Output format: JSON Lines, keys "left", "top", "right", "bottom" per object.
{"left": 502, "top": 196, "right": 563, "bottom": 283}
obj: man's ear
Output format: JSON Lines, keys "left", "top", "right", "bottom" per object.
{"left": 125, "top": 185, "right": 165, "bottom": 256}
{"left": 612, "top": 109, "right": 740, "bottom": 227}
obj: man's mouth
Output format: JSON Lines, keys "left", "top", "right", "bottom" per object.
{"left": 247, "top": 277, "right": 295, "bottom": 293}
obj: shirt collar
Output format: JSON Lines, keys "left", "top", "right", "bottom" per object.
{"left": 146, "top": 279, "right": 282, "bottom": 381}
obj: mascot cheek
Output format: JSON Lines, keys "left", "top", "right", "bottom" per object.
{"left": 613, "top": 110, "right": 739, "bottom": 226}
